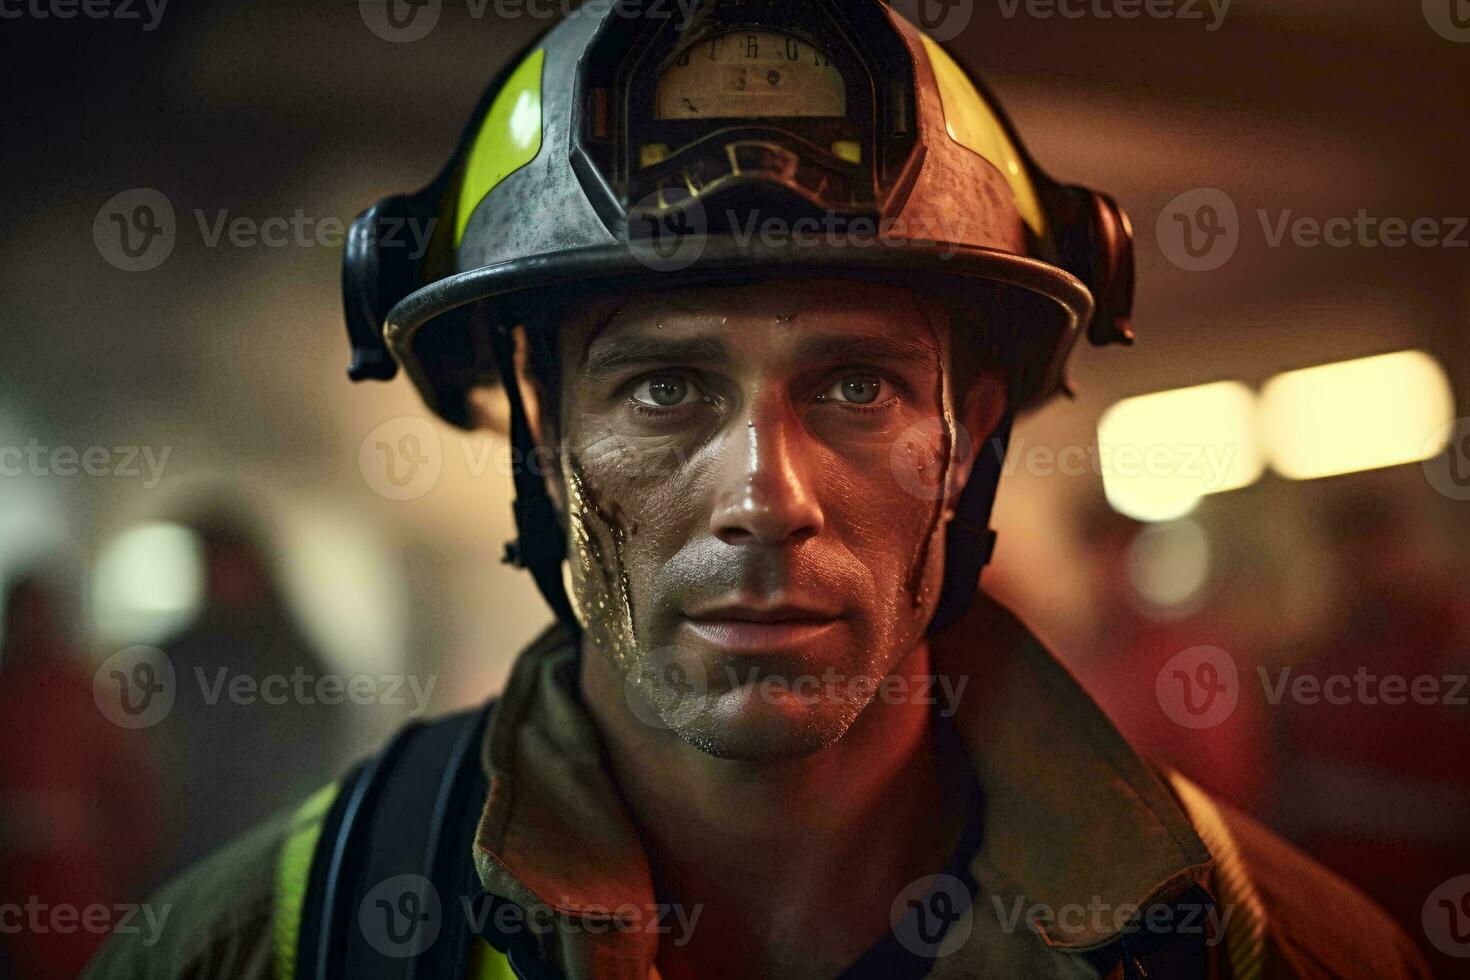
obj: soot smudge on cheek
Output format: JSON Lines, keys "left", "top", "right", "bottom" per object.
{"left": 564, "top": 454, "right": 639, "bottom": 671}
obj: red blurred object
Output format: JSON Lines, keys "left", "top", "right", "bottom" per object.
{"left": 0, "top": 577, "right": 158, "bottom": 980}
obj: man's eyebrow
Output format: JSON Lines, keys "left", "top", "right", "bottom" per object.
{"left": 580, "top": 335, "right": 730, "bottom": 380}
{"left": 791, "top": 332, "right": 938, "bottom": 369}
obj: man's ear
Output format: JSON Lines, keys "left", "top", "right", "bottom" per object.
{"left": 466, "top": 384, "right": 511, "bottom": 435}
{"left": 947, "top": 366, "right": 1009, "bottom": 495}
{"left": 465, "top": 325, "right": 546, "bottom": 438}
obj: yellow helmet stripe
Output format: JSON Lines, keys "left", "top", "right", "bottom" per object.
{"left": 455, "top": 48, "right": 547, "bottom": 246}
{"left": 920, "top": 34, "right": 1048, "bottom": 240}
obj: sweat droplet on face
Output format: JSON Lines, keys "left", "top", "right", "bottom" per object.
{"left": 904, "top": 403, "right": 956, "bottom": 610}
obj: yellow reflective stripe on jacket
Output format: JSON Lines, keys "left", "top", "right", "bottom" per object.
{"left": 469, "top": 937, "right": 518, "bottom": 979}
{"left": 270, "top": 783, "right": 516, "bottom": 979}
{"left": 272, "top": 783, "right": 338, "bottom": 980}
{"left": 1167, "top": 771, "right": 1268, "bottom": 980}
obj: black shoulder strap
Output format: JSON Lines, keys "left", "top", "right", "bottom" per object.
{"left": 296, "top": 701, "right": 493, "bottom": 980}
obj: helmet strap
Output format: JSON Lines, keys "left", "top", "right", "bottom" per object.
{"left": 927, "top": 412, "right": 1015, "bottom": 635}
{"left": 488, "top": 320, "right": 581, "bottom": 633}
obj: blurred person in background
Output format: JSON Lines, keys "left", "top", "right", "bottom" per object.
{"left": 139, "top": 503, "right": 351, "bottom": 890}
{"left": 0, "top": 571, "right": 157, "bottom": 980}
{"left": 1068, "top": 505, "right": 1273, "bottom": 814}
{"left": 1274, "top": 493, "right": 1470, "bottom": 975}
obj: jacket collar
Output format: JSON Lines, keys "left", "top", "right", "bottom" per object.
{"left": 472, "top": 594, "right": 1213, "bottom": 977}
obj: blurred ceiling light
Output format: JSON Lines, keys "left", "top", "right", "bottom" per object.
{"left": 1259, "top": 350, "right": 1455, "bottom": 481}
{"left": 277, "top": 504, "right": 407, "bottom": 676}
{"left": 1097, "top": 381, "right": 1263, "bottom": 522}
{"left": 1127, "top": 518, "right": 1212, "bottom": 614}
{"left": 92, "top": 521, "right": 205, "bottom": 646}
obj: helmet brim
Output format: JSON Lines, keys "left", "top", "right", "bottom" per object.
{"left": 385, "top": 239, "right": 1094, "bottom": 428}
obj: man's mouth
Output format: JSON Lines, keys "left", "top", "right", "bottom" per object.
{"left": 679, "top": 601, "right": 843, "bottom": 652}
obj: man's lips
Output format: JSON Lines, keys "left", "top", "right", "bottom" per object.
{"left": 679, "top": 602, "right": 843, "bottom": 652}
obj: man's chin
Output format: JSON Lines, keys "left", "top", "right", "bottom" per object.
{"left": 667, "top": 683, "right": 864, "bottom": 761}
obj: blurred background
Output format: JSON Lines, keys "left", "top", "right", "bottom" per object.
{"left": 1, "top": 0, "right": 1467, "bottom": 975}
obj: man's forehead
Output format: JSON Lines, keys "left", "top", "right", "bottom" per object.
{"left": 562, "top": 279, "right": 943, "bottom": 360}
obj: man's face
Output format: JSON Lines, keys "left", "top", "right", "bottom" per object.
{"left": 547, "top": 279, "right": 1002, "bottom": 759}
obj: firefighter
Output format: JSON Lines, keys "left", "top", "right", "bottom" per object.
{"left": 87, "top": 2, "right": 1430, "bottom": 977}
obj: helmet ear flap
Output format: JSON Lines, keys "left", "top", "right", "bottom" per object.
{"left": 343, "top": 193, "right": 437, "bottom": 382}
{"left": 1045, "top": 184, "right": 1136, "bottom": 348}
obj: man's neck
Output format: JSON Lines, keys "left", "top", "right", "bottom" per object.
{"left": 580, "top": 641, "right": 968, "bottom": 980}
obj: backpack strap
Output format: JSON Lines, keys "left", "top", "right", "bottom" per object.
{"left": 274, "top": 700, "right": 511, "bottom": 980}
{"left": 1166, "top": 770, "right": 1268, "bottom": 980}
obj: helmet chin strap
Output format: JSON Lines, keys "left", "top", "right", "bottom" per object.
{"left": 927, "top": 412, "right": 1015, "bottom": 636}
{"left": 489, "top": 321, "right": 581, "bottom": 633}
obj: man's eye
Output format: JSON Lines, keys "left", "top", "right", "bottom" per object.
{"left": 631, "top": 375, "right": 698, "bottom": 408}
{"left": 820, "top": 375, "right": 885, "bottom": 405}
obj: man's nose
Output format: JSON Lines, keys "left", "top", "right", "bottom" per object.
{"left": 709, "top": 398, "right": 824, "bottom": 547}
